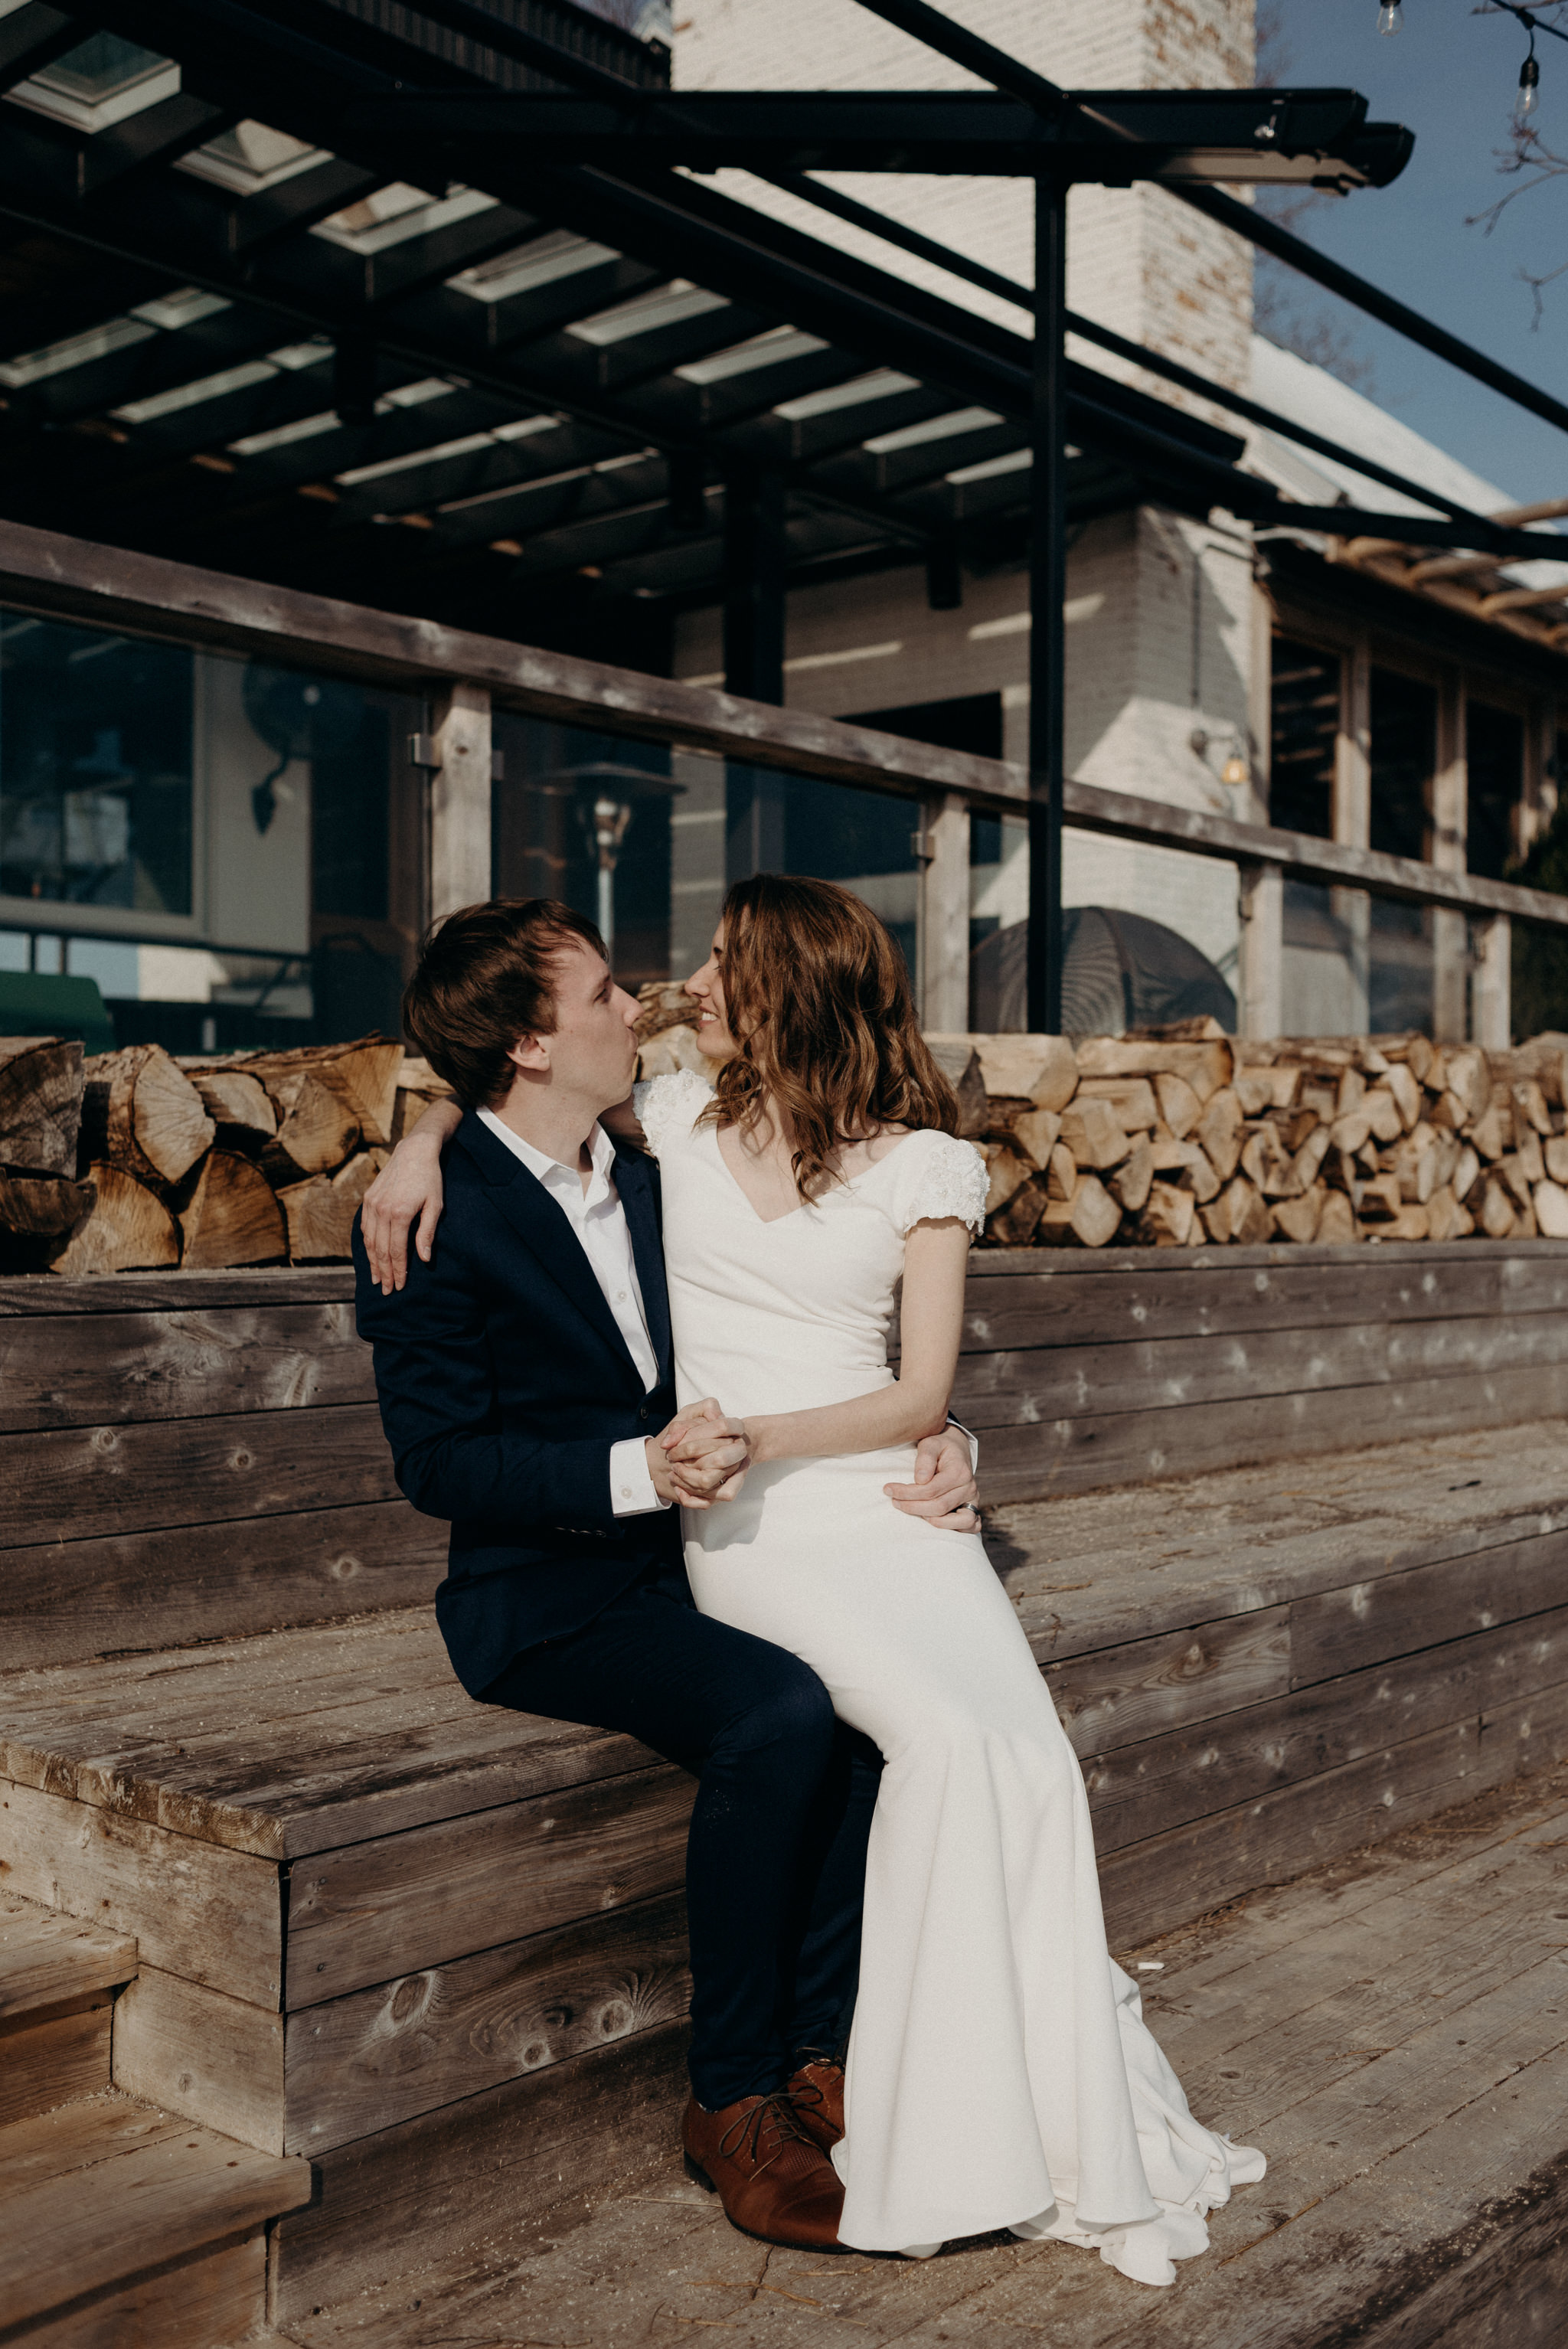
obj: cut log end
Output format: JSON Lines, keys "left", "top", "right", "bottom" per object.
{"left": 51, "top": 1163, "right": 179, "bottom": 1274}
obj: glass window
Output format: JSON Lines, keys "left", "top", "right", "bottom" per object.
{"left": 0, "top": 613, "right": 194, "bottom": 914}
{"left": 1369, "top": 668, "right": 1434, "bottom": 861}
{"left": 1466, "top": 701, "right": 1524, "bottom": 880}
{"left": 492, "top": 714, "right": 923, "bottom": 993}
{"left": 1269, "top": 635, "right": 1339, "bottom": 838}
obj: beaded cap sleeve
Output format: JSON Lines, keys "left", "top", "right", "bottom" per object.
{"left": 632, "top": 1068, "right": 714, "bottom": 1160}
{"left": 883, "top": 1128, "right": 989, "bottom": 1236}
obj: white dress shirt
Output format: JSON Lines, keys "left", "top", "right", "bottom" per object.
{"left": 477, "top": 1107, "right": 666, "bottom": 1515}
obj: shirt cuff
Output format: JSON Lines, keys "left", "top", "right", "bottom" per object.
{"left": 609, "top": 1434, "right": 670, "bottom": 1515}
{"left": 948, "top": 1414, "right": 980, "bottom": 1473}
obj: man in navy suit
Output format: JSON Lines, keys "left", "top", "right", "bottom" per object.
{"left": 354, "top": 897, "right": 978, "bottom": 2249}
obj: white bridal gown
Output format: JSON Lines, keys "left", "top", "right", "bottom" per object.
{"left": 636, "top": 1071, "right": 1264, "bottom": 2284}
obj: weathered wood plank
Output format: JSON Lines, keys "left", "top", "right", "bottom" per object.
{"left": 268, "top": 2017, "right": 688, "bottom": 2328}
{"left": 0, "top": 1301, "right": 371, "bottom": 1431}
{"left": 0, "top": 1401, "right": 399, "bottom": 1545}
{"left": 0, "top": 1267, "right": 355, "bottom": 1315}
{"left": 113, "top": 1966, "right": 285, "bottom": 2155}
{"left": 0, "top": 2003, "right": 111, "bottom": 2127}
{"left": 0, "top": 1612, "right": 661, "bottom": 1856}
{"left": 955, "top": 1308, "right": 1568, "bottom": 1431}
{"left": 1289, "top": 1527, "right": 1568, "bottom": 1684}
{"left": 977, "top": 1360, "right": 1568, "bottom": 1503}
{"left": 285, "top": 1766, "right": 695, "bottom": 2006}
{"left": 0, "top": 1781, "right": 283, "bottom": 2007}
{"left": 0, "top": 1895, "right": 137, "bottom": 2022}
{"left": 1097, "top": 1681, "right": 1568, "bottom": 1949}
{"left": 0, "top": 2093, "right": 309, "bottom": 2332}
{"left": 959, "top": 1250, "right": 1568, "bottom": 1354}
{"left": 15, "top": 2229, "right": 269, "bottom": 2349}
{"left": 0, "top": 1501, "right": 444, "bottom": 1672}
{"left": 285, "top": 1890, "right": 692, "bottom": 2155}
{"left": 1044, "top": 1606, "right": 1292, "bottom": 1753}
{"left": 1085, "top": 1612, "right": 1568, "bottom": 1857}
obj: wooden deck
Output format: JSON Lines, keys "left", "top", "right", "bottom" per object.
{"left": 270, "top": 1753, "right": 1568, "bottom": 2349}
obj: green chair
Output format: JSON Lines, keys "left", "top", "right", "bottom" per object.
{"left": 0, "top": 972, "right": 115, "bottom": 1056}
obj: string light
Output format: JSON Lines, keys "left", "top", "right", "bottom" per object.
{"left": 1377, "top": 1, "right": 1403, "bottom": 33}
{"left": 1517, "top": 46, "right": 1542, "bottom": 125}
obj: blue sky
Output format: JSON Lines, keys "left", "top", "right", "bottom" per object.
{"left": 1263, "top": 0, "right": 1568, "bottom": 503}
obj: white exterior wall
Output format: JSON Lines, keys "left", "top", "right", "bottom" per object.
{"left": 671, "top": 0, "right": 1259, "bottom": 998}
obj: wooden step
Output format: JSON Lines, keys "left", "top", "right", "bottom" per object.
{"left": 2, "top": 1418, "right": 1566, "bottom": 2324}
{"left": 274, "top": 1754, "right": 1568, "bottom": 2349}
{"left": 0, "top": 1894, "right": 137, "bottom": 2128}
{"left": 0, "top": 2089, "right": 311, "bottom": 2345}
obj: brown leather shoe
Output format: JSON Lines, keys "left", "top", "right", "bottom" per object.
{"left": 682, "top": 2092, "right": 844, "bottom": 2248}
{"left": 786, "top": 2056, "right": 844, "bottom": 2152}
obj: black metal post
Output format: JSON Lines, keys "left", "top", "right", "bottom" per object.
{"left": 722, "top": 466, "right": 789, "bottom": 879}
{"left": 1026, "top": 178, "right": 1067, "bottom": 1035}
{"left": 722, "top": 467, "right": 786, "bottom": 704}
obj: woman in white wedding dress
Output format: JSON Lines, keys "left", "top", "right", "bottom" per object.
{"left": 638, "top": 876, "right": 1262, "bottom": 2282}
{"left": 374, "top": 873, "right": 1263, "bottom": 2284}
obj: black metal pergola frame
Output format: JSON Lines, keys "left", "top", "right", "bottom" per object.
{"left": 2, "top": 0, "right": 1566, "bottom": 1026}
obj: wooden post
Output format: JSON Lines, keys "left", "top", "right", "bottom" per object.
{"left": 1472, "top": 913, "right": 1511, "bottom": 1049}
{"left": 1334, "top": 634, "right": 1371, "bottom": 1033}
{"left": 429, "top": 684, "right": 492, "bottom": 923}
{"left": 921, "top": 791, "right": 971, "bottom": 1032}
{"left": 1432, "top": 668, "right": 1468, "bottom": 1043}
{"left": 1236, "top": 860, "right": 1283, "bottom": 1039}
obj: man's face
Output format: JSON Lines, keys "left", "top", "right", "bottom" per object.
{"left": 534, "top": 936, "right": 641, "bottom": 1106}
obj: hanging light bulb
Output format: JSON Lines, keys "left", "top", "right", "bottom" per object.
{"left": 1517, "top": 51, "right": 1541, "bottom": 124}
{"left": 1377, "top": 0, "right": 1403, "bottom": 34}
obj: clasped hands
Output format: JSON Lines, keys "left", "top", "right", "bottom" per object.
{"left": 647, "top": 1401, "right": 981, "bottom": 1531}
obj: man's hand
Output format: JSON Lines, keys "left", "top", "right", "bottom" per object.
{"left": 652, "top": 1398, "right": 750, "bottom": 1508}
{"left": 361, "top": 1100, "right": 461, "bottom": 1292}
{"left": 884, "top": 1425, "right": 979, "bottom": 1533}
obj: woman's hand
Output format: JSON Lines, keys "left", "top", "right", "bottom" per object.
{"left": 885, "top": 1426, "right": 980, "bottom": 1534}
{"left": 362, "top": 1098, "right": 462, "bottom": 1292}
{"left": 660, "top": 1399, "right": 751, "bottom": 1507}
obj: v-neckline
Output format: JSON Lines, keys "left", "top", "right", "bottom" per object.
{"left": 711, "top": 1122, "right": 917, "bottom": 1228}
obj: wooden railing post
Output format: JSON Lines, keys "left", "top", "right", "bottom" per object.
{"left": 920, "top": 791, "right": 971, "bottom": 1032}
{"left": 1472, "top": 913, "right": 1512, "bottom": 1049}
{"left": 429, "top": 683, "right": 493, "bottom": 923}
{"left": 1237, "top": 859, "right": 1283, "bottom": 1039}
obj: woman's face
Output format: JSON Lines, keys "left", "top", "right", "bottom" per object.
{"left": 686, "top": 923, "right": 740, "bottom": 1061}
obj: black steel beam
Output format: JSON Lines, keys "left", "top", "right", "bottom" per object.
{"left": 341, "top": 87, "right": 1412, "bottom": 189}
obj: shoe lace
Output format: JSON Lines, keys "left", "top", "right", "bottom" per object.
{"left": 717, "top": 2092, "right": 813, "bottom": 2176}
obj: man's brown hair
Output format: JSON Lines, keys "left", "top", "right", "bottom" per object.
{"left": 402, "top": 898, "right": 606, "bottom": 1109}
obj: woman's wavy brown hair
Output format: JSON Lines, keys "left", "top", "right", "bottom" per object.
{"left": 702, "top": 872, "right": 958, "bottom": 1198}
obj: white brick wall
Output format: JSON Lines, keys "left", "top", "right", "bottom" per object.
{"left": 671, "top": 0, "right": 1261, "bottom": 996}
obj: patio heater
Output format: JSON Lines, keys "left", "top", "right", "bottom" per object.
{"left": 531, "top": 761, "right": 684, "bottom": 964}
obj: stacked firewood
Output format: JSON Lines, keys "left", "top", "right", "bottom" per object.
{"left": 939, "top": 1022, "right": 1568, "bottom": 1250}
{"left": 5, "top": 999, "right": 1568, "bottom": 1269}
{"left": 0, "top": 1034, "right": 451, "bottom": 1273}
{"left": 636, "top": 992, "right": 1568, "bottom": 1250}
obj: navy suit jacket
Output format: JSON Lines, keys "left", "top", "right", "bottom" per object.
{"left": 353, "top": 1110, "right": 683, "bottom": 1697}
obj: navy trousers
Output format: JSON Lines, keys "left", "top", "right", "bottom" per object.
{"left": 482, "top": 1566, "right": 880, "bottom": 2111}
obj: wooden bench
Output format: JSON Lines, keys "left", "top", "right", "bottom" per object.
{"left": 2, "top": 1249, "right": 1566, "bottom": 2324}
{"left": 2, "top": 1416, "right": 1566, "bottom": 2321}
{"left": 4, "top": 1240, "right": 1567, "bottom": 1674}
